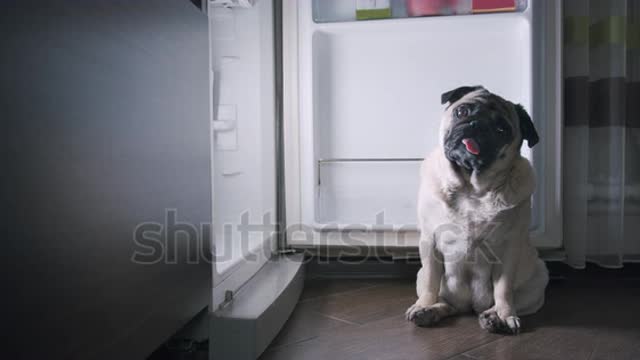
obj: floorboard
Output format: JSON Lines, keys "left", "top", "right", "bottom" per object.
{"left": 260, "top": 277, "right": 640, "bottom": 360}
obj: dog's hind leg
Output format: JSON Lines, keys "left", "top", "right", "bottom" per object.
{"left": 515, "top": 258, "right": 549, "bottom": 316}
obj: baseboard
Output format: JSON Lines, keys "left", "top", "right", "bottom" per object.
{"left": 304, "top": 255, "right": 640, "bottom": 280}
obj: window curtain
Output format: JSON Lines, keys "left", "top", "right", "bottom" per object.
{"left": 563, "top": 0, "right": 640, "bottom": 268}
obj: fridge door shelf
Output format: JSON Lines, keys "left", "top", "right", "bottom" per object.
{"left": 313, "top": 0, "right": 529, "bottom": 24}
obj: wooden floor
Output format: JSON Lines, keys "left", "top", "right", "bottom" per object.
{"left": 259, "top": 277, "right": 640, "bottom": 360}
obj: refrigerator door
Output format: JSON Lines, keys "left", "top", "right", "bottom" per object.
{"left": 284, "top": 0, "right": 562, "bottom": 249}
{"left": 209, "top": 6, "right": 305, "bottom": 358}
{"left": 209, "top": 0, "right": 277, "bottom": 310}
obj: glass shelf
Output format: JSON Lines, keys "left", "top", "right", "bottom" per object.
{"left": 313, "top": 0, "right": 528, "bottom": 23}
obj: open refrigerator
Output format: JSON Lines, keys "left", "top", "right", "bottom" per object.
{"left": 209, "top": 0, "right": 563, "bottom": 358}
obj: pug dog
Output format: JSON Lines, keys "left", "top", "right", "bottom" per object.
{"left": 406, "top": 86, "right": 548, "bottom": 334}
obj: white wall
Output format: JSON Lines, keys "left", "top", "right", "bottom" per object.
{"left": 1, "top": 1, "right": 211, "bottom": 358}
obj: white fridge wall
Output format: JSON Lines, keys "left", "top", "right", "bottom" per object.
{"left": 284, "top": 0, "right": 563, "bottom": 248}
{"left": 209, "top": 0, "right": 277, "bottom": 308}
{"left": 312, "top": 17, "right": 532, "bottom": 160}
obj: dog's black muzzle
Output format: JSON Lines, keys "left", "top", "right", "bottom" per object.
{"left": 444, "top": 117, "right": 511, "bottom": 172}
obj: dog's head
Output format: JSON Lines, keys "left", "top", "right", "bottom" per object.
{"left": 439, "top": 85, "right": 539, "bottom": 173}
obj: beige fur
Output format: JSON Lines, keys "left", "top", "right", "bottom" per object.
{"left": 406, "top": 90, "right": 548, "bottom": 334}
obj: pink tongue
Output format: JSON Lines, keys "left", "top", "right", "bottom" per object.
{"left": 462, "top": 138, "right": 480, "bottom": 155}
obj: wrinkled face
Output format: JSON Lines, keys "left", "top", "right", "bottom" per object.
{"left": 440, "top": 86, "right": 539, "bottom": 173}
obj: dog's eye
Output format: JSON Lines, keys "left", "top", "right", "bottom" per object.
{"left": 496, "top": 119, "right": 510, "bottom": 134}
{"left": 454, "top": 105, "right": 470, "bottom": 119}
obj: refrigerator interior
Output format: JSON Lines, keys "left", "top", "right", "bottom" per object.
{"left": 285, "top": 0, "right": 562, "bottom": 247}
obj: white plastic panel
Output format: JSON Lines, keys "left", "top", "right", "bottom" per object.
{"left": 312, "top": 16, "right": 533, "bottom": 160}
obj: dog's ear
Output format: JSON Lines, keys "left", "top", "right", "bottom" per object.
{"left": 441, "top": 85, "right": 484, "bottom": 105}
{"left": 514, "top": 104, "right": 539, "bottom": 148}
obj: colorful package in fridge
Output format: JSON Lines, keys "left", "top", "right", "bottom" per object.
{"left": 356, "top": 0, "right": 392, "bottom": 20}
{"left": 406, "top": 0, "right": 457, "bottom": 17}
{"left": 472, "top": 0, "right": 516, "bottom": 13}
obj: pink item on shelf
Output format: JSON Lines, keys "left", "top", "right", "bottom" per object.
{"left": 406, "top": 0, "right": 458, "bottom": 16}
{"left": 472, "top": 0, "right": 516, "bottom": 13}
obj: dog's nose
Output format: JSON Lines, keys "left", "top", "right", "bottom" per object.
{"left": 469, "top": 120, "right": 479, "bottom": 128}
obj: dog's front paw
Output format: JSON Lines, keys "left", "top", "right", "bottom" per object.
{"left": 478, "top": 310, "right": 521, "bottom": 335}
{"left": 406, "top": 303, "right": 442, "bottom": 327}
